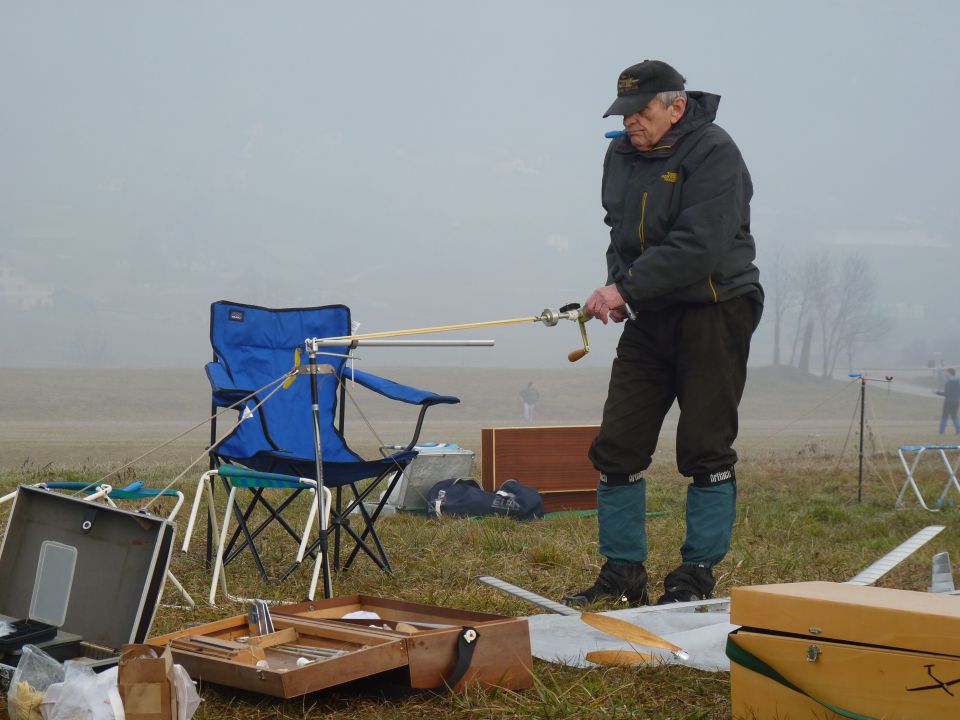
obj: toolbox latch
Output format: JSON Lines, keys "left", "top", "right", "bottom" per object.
{"left": 430, "top": 626, "right": 480, "bottom": 692}
{"left": 806, "top": 644, "right": 821, "bottom": 663}
{"left": 81, "top": 506, "right": 98, "bottom": 534}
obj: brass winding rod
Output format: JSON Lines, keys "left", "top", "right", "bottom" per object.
{"left": 311, "top": 304, "right": 592, "bottom": 362}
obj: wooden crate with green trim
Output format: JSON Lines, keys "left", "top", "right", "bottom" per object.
{"left": 728, "top": 581, "right": 960, "bottom": 720}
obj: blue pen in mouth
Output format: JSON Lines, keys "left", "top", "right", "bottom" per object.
{"left": 605, "top": 130, "right": 626, "bottom": 139}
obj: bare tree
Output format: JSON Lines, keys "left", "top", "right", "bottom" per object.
{"left": 811, "top": 252, "right": 886, "bottom": 378}
{"left": 788, "top": 254, "right": 829, "bottom": 367}
{"left": 767, "top": 245, "right": 795, "bottom": 366}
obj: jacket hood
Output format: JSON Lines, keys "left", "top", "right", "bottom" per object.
{"left": 615, "top": 91, "right": 721, "bottom": 157}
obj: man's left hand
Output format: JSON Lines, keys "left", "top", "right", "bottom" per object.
{"left": 585, "top": 284, "right": 627, "bottom": 324}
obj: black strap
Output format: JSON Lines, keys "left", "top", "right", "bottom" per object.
{"left": 429, "top": 627, "right": 480, "bottom": 692}
{"left": 81, "top": 506, "right": 98, "bottom": 534}
{"left": 372, "top": 626, "right": 482, "bottom": 698}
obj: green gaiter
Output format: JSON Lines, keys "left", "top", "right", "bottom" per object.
{"left": 680, "top": 481, "right": 737, "bottom": 566}
{"left": 598, "top": 478, "right": 647, "bottom": 563}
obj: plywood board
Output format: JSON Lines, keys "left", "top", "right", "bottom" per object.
{"left": 481, "top": 425, "right": 599, "bottom": 512}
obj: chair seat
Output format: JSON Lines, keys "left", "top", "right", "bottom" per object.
{"left": 218, "top": 450, "right": 419, "bottom": 486}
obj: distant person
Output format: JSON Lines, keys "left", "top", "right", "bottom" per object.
{"left": 519, "top": 382, "right": 540, "bottom": 423}
{"left": 936, "top": 368, "right": 959, "bottom": 434}
{"left": 564, "top": 60, "right": 762, "bottom": 608}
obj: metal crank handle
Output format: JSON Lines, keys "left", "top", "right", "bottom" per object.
{"left": 562, "top": 300, "right": 634, "bottom": 362}
{"left": 557, "top": 303, "right": 591, "bottom": 363}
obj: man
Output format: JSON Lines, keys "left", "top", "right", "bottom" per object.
{"left": 563, "top": 60, "right": 763, "bottom": 607}
{"left": 936, "top": 368, "right": 959, "bottom": 434}
{"left": 520, "top": 381, "right": 540, "bottom": 423}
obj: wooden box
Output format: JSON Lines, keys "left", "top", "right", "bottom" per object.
{"left": 481, "top": 425, "right": 599, "bottom": 512}
{"left": 729, "top": 581, "right": 960, "bottom": 719}
{"left": 148, "top": 595, "right": 533, "bottom": 698}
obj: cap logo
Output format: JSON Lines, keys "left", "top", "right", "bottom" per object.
{"left": 617, "top": 74, "right": 640, "bottom": 95}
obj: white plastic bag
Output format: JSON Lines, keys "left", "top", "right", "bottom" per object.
{"left": 170, "top": 664, "right": 200, "bottom": 720}
{"left": 42, "top": 662, "right": 124, "bottom": 720}
{"left": 7, "top": 644, "right": 65, "bottom": 720}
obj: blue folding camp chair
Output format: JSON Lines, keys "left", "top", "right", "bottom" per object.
{"left": 192, "top": 301, "right": 459, "bottom": 600}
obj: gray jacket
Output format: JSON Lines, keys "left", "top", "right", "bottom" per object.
{"left": 602, "top": 92, "right": 763, "bottom": 321}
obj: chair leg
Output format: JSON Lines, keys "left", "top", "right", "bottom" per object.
{"left": 182, "top": 472, "right": 214, "bottom": 553}
{"left": 209, "top": 485, "right": 236, "bottom": 606}
{"left": 937, "top": 449, "right": 960, "bottom": 507}
{"left": 303, "top": 505, "right": 392, "bottom": 575}
{"left": 225, "top": 490, "right": 310, "bottom": 568}
{"left": 277, "top": 486, "right": 333, "bottom": 584}
{"left": 334, "top": 486, "right": 343, "bottom": 571}
{"left": 340, "top": 486, "right": 391, "bottom": 573}
{"left": 306, "top": 487, "right": 332, "bottom": 601}
{"left": 165, "top": 571, "right": 196, "bottom": 610}
{"left": 897, "top": 449, "right": 939, "bottom": 512}
{"left": 340, "top": 468, "right": 405, "bottom": 572}
{"left": 297, "top": 489, "right": 319, "bottom": 564}
{"left": 224, "top": 488, "right": 272, "bottom": 581}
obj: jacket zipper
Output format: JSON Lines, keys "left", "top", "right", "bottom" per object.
{"left": 707, "top": 275, "right": 718, "bottom": 302}
{"left": 639, "top": 191, "right": 648, "bottom": 253}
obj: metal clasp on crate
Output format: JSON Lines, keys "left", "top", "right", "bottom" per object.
{"left": 295, "top": 363, "right": 336, "bottom": 375}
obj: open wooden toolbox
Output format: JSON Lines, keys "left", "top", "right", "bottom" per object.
{"left": 148, "top": 595, "right": 534, "bottom": 698}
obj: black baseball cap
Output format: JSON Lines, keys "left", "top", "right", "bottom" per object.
{"left": 603, "top": 60, "right": 686, "bottom": 118}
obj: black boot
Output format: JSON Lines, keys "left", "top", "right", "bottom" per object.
{"left": 656, "top": 563, "right": 715, "bottom": 604}
{"left": 563, "top": 560, "right": 649, "bottom": 607}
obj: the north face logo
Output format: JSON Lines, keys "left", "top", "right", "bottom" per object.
{"left": 661, "top": 171, "right": 678, "bottom": 183}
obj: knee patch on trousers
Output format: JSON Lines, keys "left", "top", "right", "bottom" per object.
{"left": 599, "top": 471, "right": 644, "bottom": 487}
{"left": 692, "top": 465, "right": 736, "bottom": 488}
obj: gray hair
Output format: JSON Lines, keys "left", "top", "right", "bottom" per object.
{"left": 655, "top": 90, "right": 687, "bottom": 107}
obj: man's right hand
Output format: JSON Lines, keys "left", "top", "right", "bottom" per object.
{"left": 585, "top": 284, "right": 628, "bottom": 324}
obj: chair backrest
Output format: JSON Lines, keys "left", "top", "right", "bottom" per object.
{"left": 209, "top": 301, "right": 359, "bottom": 471}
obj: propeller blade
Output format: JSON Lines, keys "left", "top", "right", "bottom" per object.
{"left": 585, "top": 649, "right": 656, "bottom": 667}
{"left": 581, "top": 613, "right": 685, "bottom": 655}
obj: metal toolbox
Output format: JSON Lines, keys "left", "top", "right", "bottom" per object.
{"left": 380, "top": 444, "right": 476, "bottom": 512}
{"left": 0, "top": 485, "right": 175, "bottom": 684}
{"left": 148, "top": 594, "right": 534, "bottom": 698}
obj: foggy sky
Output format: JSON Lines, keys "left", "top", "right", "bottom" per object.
{"left": 2, "top": 0, "right": 958, "bottom": 370}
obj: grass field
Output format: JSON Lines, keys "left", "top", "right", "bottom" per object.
{"left": 0, "top": 365, "right": 957, "bottom": 719}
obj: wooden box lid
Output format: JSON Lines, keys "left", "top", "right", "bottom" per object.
{"left": 731, "top": 581, "right": 960, "bottom": 657}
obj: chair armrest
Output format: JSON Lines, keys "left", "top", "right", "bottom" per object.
{"left": 206, "top": 361, "right": 254, "bottom": 406}
{"left": 340, "top": 368, "right": 459, "bottom": 407}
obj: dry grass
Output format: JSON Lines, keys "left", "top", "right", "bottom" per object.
{"left": 0, "top": 366, "right": 957, "bottom": 718}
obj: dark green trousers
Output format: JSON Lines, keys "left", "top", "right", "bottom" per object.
{"left": 589, "top": 296, "right": 756, "bottom": 566}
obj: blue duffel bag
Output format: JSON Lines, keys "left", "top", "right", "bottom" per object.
{"left": 426, "top": 478, "right": 544, "bottom": 520}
